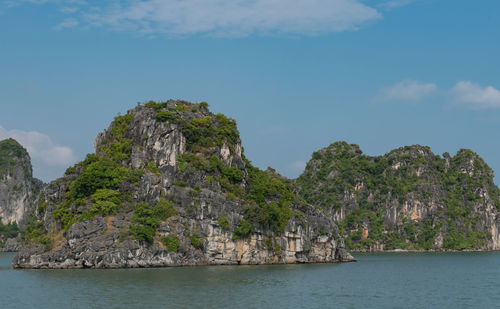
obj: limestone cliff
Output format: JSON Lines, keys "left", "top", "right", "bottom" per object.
{"left": 0, "top": 138, "right": 43, "bottom": 225}
{"left": 296, "top": 142, "right": 500, "bottom": 251}
{"left": 0, "top": 138, "right": 43, "bottom": 251}
{"left": 13, "top": 101, "right": 353, "bottom": 268}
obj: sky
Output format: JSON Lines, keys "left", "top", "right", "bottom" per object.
{"left": 1, "top": 0, "right": 500, "bottom": 184}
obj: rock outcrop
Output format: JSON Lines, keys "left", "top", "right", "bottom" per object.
{"left": 296, "top": 142, "right": 500, "bottom": 251}
{"left": 0, "top": 138, "right": 43, "bottom": 225}
{"left": 0, "top": 237, "right": 21, "bottom": 252}
{"left": 0, "top": 138, "right": 44, "bottom": 250}
{"left": 13, "top": 101, "right": 353, "bottom": 268}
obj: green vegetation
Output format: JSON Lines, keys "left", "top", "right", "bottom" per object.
{"left": 161, "top": 235, "right": 180, "bottom": 252}
{"left": 243, "top": 162, "right": 298, "bottom": 234}
{"left": 67, "top": 154, "right": 142, "bottom": 200}
{"left": 189, "top": 233, "right": 204, "bottom": 249}
{"left": 153, "top": 199, "right": 178, "bottom": 220}
{"left": 98, "top": 114, "right": 134, "bottom": 162}
{"left": 199, "top": 101, "right": 209, "bottom": 109}
{"left": 156, "top": 111, "right": 176, "bottom": 122}
{"left": 218, "top": 216, "right": 229, "bottom": 229}
{"left": 23, "top": 216, "right": 51, "bottom": 249}
{"left": 0, "top": 138, "right": 28, "bottom": 174}
{"left": 232, "top": 218, "right": 254, "bottom": 240}
{"left": 130, "top": 202, "right": 159, "bottom": 243}
{"left": 0, "top": 220, "right": 20, "bottom": 244}
{"left": 50, "top": 153, "right": 144, "bottom": 231}
{"left": 146, "top": 161, "right": 161, "bottom": 176}
{"left": 129, "top": 199, "right": 178, "bottom": 243}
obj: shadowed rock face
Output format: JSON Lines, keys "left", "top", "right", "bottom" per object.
{"left": 296, "top": 142, "right": 500, "bottom": 252}
{"left": 0, "top": 138, "right": 43, "bottom": 226}
{"left": 14, "top": 101, "right": 353, "bottom": 269}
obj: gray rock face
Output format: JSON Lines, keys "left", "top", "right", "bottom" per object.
{"left": 14, "top": 208, "right": 352, "bottom": 269}
{"left": 13, "top": 101, "right": 353, "bottom": 268}
{"left": 0, "top": 138, "right": 43, "bottom": 226}
{"left": 0, "top": 238, "right": 21, "bottom": 252}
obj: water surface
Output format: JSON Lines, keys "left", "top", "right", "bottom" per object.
{"left": 1, "top": 252, "right": 499, "bottom": 308}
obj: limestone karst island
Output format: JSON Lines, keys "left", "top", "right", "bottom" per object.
{"left": 1, "top": 101, "right": 499, "bottom": 270}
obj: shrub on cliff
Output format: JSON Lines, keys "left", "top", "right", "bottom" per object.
{"left": 161, "top": 235, "right": 180, "bottom": 252}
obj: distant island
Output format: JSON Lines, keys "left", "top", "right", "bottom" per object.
{"left": 1, "top": 100, "right": 499, "bottom": 269}
{"left": 296, "top": 142, "right": 500, "bottom": 251}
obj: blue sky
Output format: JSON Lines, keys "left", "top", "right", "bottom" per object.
{"left": 1, "top": 0, "right": 500, "bottom": 183}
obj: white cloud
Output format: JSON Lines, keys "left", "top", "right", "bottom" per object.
{"left": 0, "top": 126, "right": 77, "bottom": 181}
{"left": 452, "top": 81, "right": 500, "bottom": 109}
{"left": 60, "top": 6, "right": 78, "bottom": 14}
{"left": 8, "top": 0, "right": 383, "bottom": 36}
{"left": 380, "top": 0, "right": 414, "bottom": 10}
{"left": 378, "top": 80, "right": 437, "bottom": 102}
{"left": 54, "top": 17, "right": 79, "bottom": 29}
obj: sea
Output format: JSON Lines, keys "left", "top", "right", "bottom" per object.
{"left": 0, "top": 252, "right": 499, "bottom": 308}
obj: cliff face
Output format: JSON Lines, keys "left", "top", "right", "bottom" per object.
{"left": 0, "top": 138, "right": 43, "bottom": 225}
{"left": 14, "top": 101, "right": 353, "bottom": 269}
{"left": 296, "top": 142, "right": 500, "bottom": 252}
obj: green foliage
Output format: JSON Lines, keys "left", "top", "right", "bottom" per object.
{"left": 245, "top": 201, "right": 292, "bottom": 234}
{"left": 175, "top": 180, "right": 187, "bottom": 187}
{"left": 443, "top": 226, "right": 486, "bottom": 250}
{"left": 161, "top": 235, "right": 180, "bottom": 252}
{"left": 153, "top": 199, "right": 178, "bottom": 220}
{"left": 190, "top": 233, "right": 204, "bottom": 249}
{"left": 0, "top": 138, "right": 28, "bottom": 173}
{"left": 416, "top": 219, "right": 440, "bottom": 250}
{"left": 0, "top": 220, "right": 20, "bottom": 239}
{"left": 53, "top": 204, "right": 76, "bottom": 231}
{"left": 67, "top": 155, "right": 141, "bottom": 200}
{"left": 130, "top": 224, "right": 156, "bottom": 243}
{"left": 189, "top": 185, "right": 201, "bottom": 196}
{"left": 37, "top": 201, "right": 48, "bottom": 213}
{"left": 179, "top": 111, "right": 239, "bottom": 152}
{"left": 23, "top": 216, "right": 51, "bottom": 249}
{"left": 111, "top": 113, "right": 133, "bottom": 139}
{"left": 129, "top": 200, "right": 178, "bottom": 243}
{"left": 384, "top": 232, "right": 406, "bottom": 250}
{"left": 97, "top": 113, "right": 134, "bottom": 162}
{"left": 99, "top": 139, "right": 133, "bottom": 162}
{"left": 145, "top": 100, "right": 167, "bottom": 110}
{"left": 64, "top": 165, "right": 76, "bottom": 175}
{"left": 146, "top": 161, "right": 161, "bottom": 176}
{"left": 232, "top": 218, "right": 254, "bottom": 240}
{"left": 89, "top": 189, "right": 122, "bottom": 216}
{"left": 242, "top": 162, "right": 297, "bottom": 234}
{"left": 156, "top": 111, "right": 176, "bottom": 122}
{"left": 199, "top": 101, "right": 209, "bottom": 109}
{"left": 218, "top": 216, "right": 229, "bottom": 229}
{"left": 132, "top": 202, "right": 159, "bottom": 227}
{"left": 130, "top": 202, "right": 159, "bottom": 243}
{"left": 177, "top": 153, "right": 244, "bottom": 197}
{"left": 51, "top": 156, "right": 139, "bottom": 229}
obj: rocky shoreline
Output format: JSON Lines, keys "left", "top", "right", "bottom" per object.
{"left": 13, "top": 214, "right": 354, "bottom": 269}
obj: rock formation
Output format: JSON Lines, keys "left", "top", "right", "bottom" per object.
{"left": 296, "top": 142, "right": 500, "bottom": 251}
{"left": 13, "top": 101, "right": 353, "bottom": 268}
{"left": 0, "top": 138, "right": 43, "bottom": 225}
{"left": 0, "top": 138, "right": 43, "bottom": 251}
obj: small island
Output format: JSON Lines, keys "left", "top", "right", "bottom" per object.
{"left": 12, "top": 100, "right": 353, "bottom": 269}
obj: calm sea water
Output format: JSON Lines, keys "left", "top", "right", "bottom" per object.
{"left": 1, "top": 252, "right": 499, "bottom": 308}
